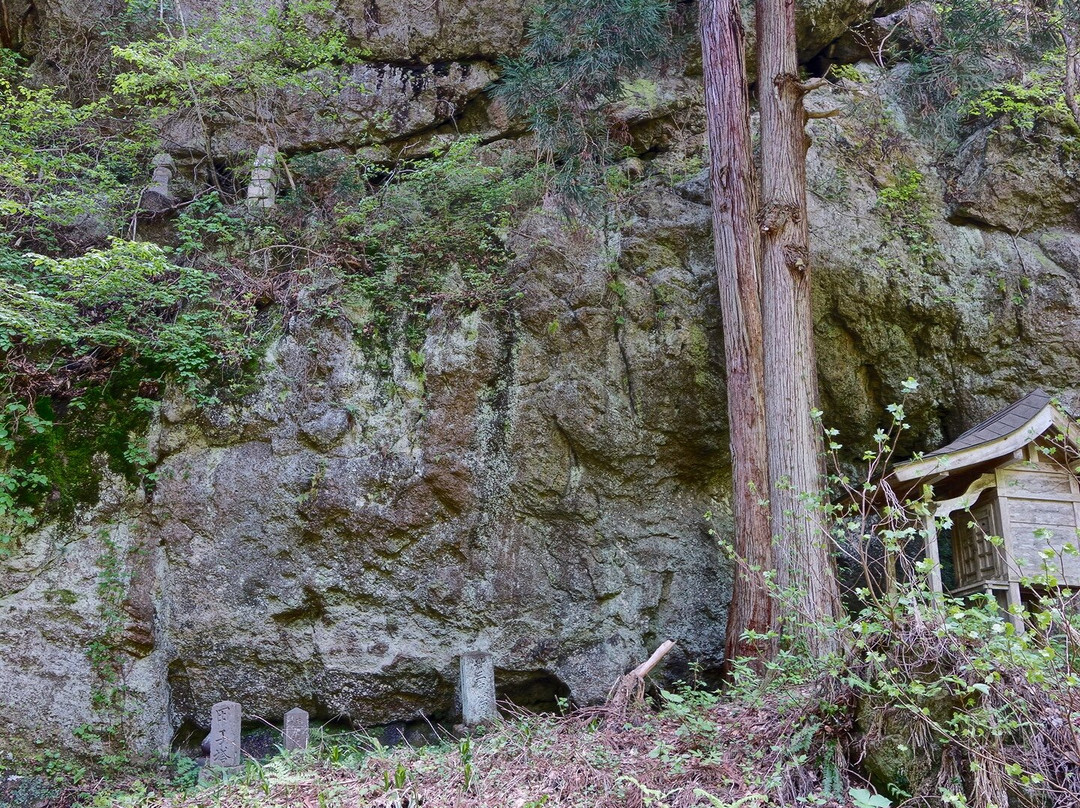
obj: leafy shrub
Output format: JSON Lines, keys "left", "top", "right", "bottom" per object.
{"left": 821, "top": 388, "right": 1080, "bottom": 804}
{"left": 0, "top": 65, "right": 151, "bottom": 253}
{"left": 0, "top": 1, "right": 541, "bottom": 557}
{"left": 112, "top": 0, "right": 354, "bottom": 165}
{"left": 0, "top": 240, "right": 266, "bottom": 550}
{"left": 3, "top": 240, "right": 257, "bottom": 396}
{"left": 966, "top": 69, "right": 1069, "bottom": 133}
{"left": 329, "top": 139, "right": 540, "bottom": 344}
{"left": 714, "top": 385, "right": 1080, "bottom": 805}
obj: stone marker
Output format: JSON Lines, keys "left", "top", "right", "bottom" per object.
{"left": 460, "top": 651, "right": 497, "bottom": 726}
{"left": 209, "top": 700, "right": 242, "bottom": 768}
{"left": 150, "top": 153, "right": 176, "bottom": 195}
{"left": 284, "top": 707, "right": 309, "bottom": 751}
{"left": 140, "top": 153, "right": 176, "bottom": 212}
{"left": 246, "top": 144, "right": 277, "bottom": 208}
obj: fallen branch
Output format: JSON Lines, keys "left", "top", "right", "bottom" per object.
{"left": 607, "top": 640, "right": 676, "bottom": 717}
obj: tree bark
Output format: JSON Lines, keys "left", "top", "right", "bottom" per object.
{"left": 756, "top": 0, "right": 841, "bottom": 654}
{"left": 699, "top": 0, "right": 777, "bottom": 669}
{"left": 1064, "top": 3, "right": 1080, "bottom": 131}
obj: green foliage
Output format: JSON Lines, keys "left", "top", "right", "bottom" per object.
{"left": 0, "top": 0, "right": 544, "bottom": 554}
{"left": 0, "top": 380, "right": 159, "bottom": 554}
{"left": 0, "top": 68, "right": 152, "bottom": 253}
{"left": 112, "top": 0, "right": 355, "bottom": 154}
{"left": 873, "top": 168, "right": 940, "bottom": 265}
{"left": 814, "top": 386, "right": 1080, "bottom": 804}
{"left": 834, "top": 584, "right": 1080, "bottom": 803}
{"left": 175, "top": 193, "right": 244, "bottom": 254}
{"left": 0, "top": 0, "right": 373, "bottom": 556}
{"left": 897, "top": 0, "right": 1063, "bottom": 138}
{"left": 0, "top": 241, "right": 264, "bottom": 552}
{"left": 492, "top": 0, "right": 678, "bottom": 197}
{"left": 849, "top": 787, "right": 891, "bottom": 808}
{"left": 0, "top": 465, "right": 48, "bottom": 553}
{"left": 458, "top": 737, "right": 474, "bottom": 792}
{"left": 656, "top": 686, "right": 721, "bottom": 752}
{"left": 4, "top": 240, "right": 257, "bottom": 396}
{"left": 329, "top": 138, "right": 540, "bottom": 345}
{"left": 828, "top": 63, "right": 866, "bottom": 84}
{"left": 966, "top": 69, "right": 1069, "bottom": 133}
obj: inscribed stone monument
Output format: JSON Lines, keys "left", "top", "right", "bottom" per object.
{"left": 460, "top": 651, "right": 497, "bottom": 726}
{"left": 209, "top": 700, "right": 242, "bottom": 768}
{"left": 284, "top": 707, "right": 309, "bottom": 751}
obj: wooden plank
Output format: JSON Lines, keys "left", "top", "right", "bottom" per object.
{"left": 955, "top": 501, "right": 1003, "bottom": 586}
{"left": 995, "top": 483, "right": 1019, "bottom": 582}
{"left": 1008, "top": 499, "right": 1076, "bottom": 525}
{"left": 1007, "top": 581, "right": 1024, "bottom": 634}
{"left": 1009, "top": 522, "right": 1080, "bottom": 584}
{"left": 896, "top": 405, "right": 1080, "bottom": 483}
{"left": 997, "top": 468, "right": 1074, "bottom": 497}
{"left": 996, "top": 491, "right": 1080, "bottom": 502}
{"left": 933, "top": 473, "right": 997, "bottom": 519}
{"left": 1065, "top": 474, "right": 1080, "bottom": 544}
{"left": 953, "top": 511, "right": 977, "bottom": 585}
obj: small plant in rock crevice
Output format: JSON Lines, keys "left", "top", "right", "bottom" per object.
{"left": 873, "top": 168, "right": 941, "bottom": 267}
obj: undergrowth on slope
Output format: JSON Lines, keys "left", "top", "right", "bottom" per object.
{"left": 31, "top": 693, "right": 856, "bottom": 808}
{"left": 37, "top": 569, "right": 1078, "bottom": 808}
{"left": 812, "top": 384, "right": 1080, "bottom": 806}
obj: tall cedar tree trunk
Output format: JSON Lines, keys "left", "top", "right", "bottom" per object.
{"left": 757, "top": 0, "right": 842, "bottom": 654}
{"left": 698, "top": 0, "right": 777, "bottom": 668}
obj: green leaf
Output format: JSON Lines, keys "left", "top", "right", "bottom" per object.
{"left": 849, "top": 787, "right": 892, "bottom": 808}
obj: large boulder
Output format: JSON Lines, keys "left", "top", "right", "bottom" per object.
{"left": 947, "top": 122, "right": 1080, "bottom": 233}
{"left": 0, "top": 199, "right": 735, "bottom": 758}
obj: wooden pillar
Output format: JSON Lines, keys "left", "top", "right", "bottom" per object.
{"left": 923, "top": 514, "right": 943, "bottom": 594}
{"left": 994, "top": 484, "right": 1025, "bottom": 634}
{"left": 1007, "top": 581, "right": 1024, "bottom": 634}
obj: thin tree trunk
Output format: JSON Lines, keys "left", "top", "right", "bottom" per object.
{"left": 1064, "top": 2, "right": 1080, "bottom": 131}
{"left": 699, "top": 0, "right": 777, "bottom": 670}
{"left": 756, "top": 0, "right": 841, "bottom": 655}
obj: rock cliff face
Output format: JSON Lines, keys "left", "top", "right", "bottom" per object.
{"left": 5, "top": 0, "right": 1080, "bottom": 763}
{"left": 2, "top": 201, "right": 737, "bottom": 758}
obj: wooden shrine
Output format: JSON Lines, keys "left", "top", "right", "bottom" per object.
{"left": 893, "top": 389, "right": 1080, "bottom": 628}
